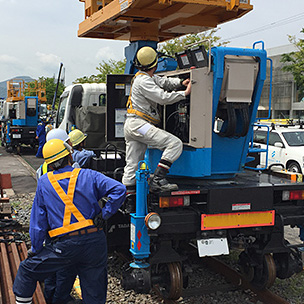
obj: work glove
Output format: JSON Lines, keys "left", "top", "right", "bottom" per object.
{"left": 27, "top": 249, "right": 36, "bottom": 258}
{"left": 93, "top": 213, "right": 105, "bottom": 229}
{"left": 93, "top": 197, "right": 110, "bottom": 228}
{"left": 98, "top": 196, "right": 110, "bottom": 208}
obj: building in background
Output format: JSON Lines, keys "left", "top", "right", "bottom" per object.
{"left": 259, "top": 44, "right": 303, "bottom": 120}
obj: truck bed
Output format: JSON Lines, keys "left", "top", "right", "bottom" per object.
{"left": 155, "top": 170, "right": 304, "bottom": 216}
{"left": 168, "top": 169, "right": 303, "bottom": 193}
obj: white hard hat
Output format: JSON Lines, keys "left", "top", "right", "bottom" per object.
{"left": 46, "top": 128, "right": 69, "bottom": 142}
{"left": 135, "top": 46, "right": 158, "bottom": 70}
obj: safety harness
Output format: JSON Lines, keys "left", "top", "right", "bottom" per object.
{"left": 126, "top": 71, "right": 161, "bottom": 125}
{"left": 42, "top": 162, "right": 48, "bottom": 175}
{"left": 47, "top": 168, "right": 94, "bottom": 238}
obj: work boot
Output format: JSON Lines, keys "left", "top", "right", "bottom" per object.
{"left": 125, "top": 185, "right": 136, "bottom": 213}
{"left": 149, "top": 166, "right": 178, "bottom": 193}
{"left": 126, "top": 185, "right": 136, "bottom": 195}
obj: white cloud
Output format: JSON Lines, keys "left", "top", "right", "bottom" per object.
{"left": 95, "top": 47, "right": 118, "bottom": 61}
{"left": 0, "top": 54, "right": 18, "bottom": 64}
{"left": 35, "top": 52, "right": 61, "bottom": 67}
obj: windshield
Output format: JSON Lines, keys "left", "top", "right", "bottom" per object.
{"left": 39, "top": 104, "right": 47, "bottom": 116}
{"left": 282, "top": 131, "right": 304, "bottom": 146}
{"left": 56, "top": 96, "right": 68, "bottom": 127}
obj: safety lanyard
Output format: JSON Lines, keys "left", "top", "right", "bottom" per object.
{"left": 126, "top": 71, "right": 161, "bottom": 125}
{"left": 47, "top": 168, "right": 93, "bottom": 237}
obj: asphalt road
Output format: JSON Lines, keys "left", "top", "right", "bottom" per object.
{"left": 0, "top": 145, "right": 43, "bottom": 194}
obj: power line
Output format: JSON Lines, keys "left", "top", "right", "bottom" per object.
{"left": 221, "top": 12, "right": 304, "bottom": 42}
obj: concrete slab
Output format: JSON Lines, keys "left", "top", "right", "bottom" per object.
{"left": 0, "top": 146, "right": 37, "bottom": 194}
{"left": 0, "top": 155, "right": 30, "bottom": 177}
{"left": 11, "top": 176, "right": 37, "bottom": 194}
{"left": 17, "top": 145, "right": 44, "bottom": 171}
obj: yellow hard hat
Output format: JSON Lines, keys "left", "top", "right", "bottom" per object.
{"left": 135, "top": 46, "right": 158, "bottom": 70}
{"left": 46, "top": 124, "right": 53, "bottom": 134}
{"left": 43, "top": 139, "right": 70, "bottom": 165}
{"left": 69, "top": 129, "right": 87, "bottom": 147}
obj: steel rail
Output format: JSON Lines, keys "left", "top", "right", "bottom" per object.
{"left": 203, "top": 256, "right": 290, "bottom": 304}
{"left": 129, "top": 249, "right": 291, "bottom": 303}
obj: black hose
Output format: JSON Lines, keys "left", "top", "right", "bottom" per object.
{"left": 240, "top": 104, "right": 250, "bottom": 137}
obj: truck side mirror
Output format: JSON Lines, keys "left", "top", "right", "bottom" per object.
{"left": 274, "top": 142, "right": 284, "bottom": 148}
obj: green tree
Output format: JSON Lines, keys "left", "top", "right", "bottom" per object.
{"left": 74, "top": 59, "right": 126, "bottom": 83}
{"left": 43, "top": 76, "right": 65, "bottom": 108}
{"left": 281, "top": 28, "right": 304, "bottom": 101}
{"left": 158, "top": 28, "right": 229, "bottom": 57}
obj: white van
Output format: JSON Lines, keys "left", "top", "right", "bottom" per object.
{"left": 55, "top": 83, "right": 106, "bottom": 132}
{"left": 253, "top": 124, "right": 304, "bottom": 173}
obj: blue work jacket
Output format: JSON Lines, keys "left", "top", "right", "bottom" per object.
{"left": 29, "top": 165, "right": 126, "bottom": 253}
{"left": 72, "top": 149, "right": 96, "bottom": 167}
{"left": 36, "top": 123, "right": 46, "bottom": 139}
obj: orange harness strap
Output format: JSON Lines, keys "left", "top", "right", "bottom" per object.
{"left": 47, "top": 168, "right": 94, "bottom": 238}
{"left": 126, "top": 71, "right": 161, "bottom": 125}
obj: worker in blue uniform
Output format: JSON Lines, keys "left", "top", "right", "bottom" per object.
{"left": 35, "top": 128, "right": 80, "bottom": 303}
{"left": 36, "top": 128, "right": 79, "bottom": 180}
{"left": 69, "top": 129, "right": 96, "bottom": 168}
{"left": 35, "top": 119, "right": 46, "bottom": 158}
{"left": 13, "top": 138, "right": 126, "bottom": 304}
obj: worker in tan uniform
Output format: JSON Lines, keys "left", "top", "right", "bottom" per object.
{"left": 122, "top": 46, "right": 191, "bottom": 193}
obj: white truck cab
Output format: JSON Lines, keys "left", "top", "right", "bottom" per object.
{"left": 55, "top": 83, "right": 106, "bottom": 132}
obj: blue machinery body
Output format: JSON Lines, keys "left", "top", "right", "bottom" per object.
{"left": 3, "top": 96, "right": 39, "bottom": 148}
{"left": 128, "top": 41, "right": 271, "bottom": 266}
{"left": 12, "top": 96, "right": 39, "bottom": 127}
{"left": 129, "top": 161, "right": 151, "bottom": 268}
{"left": 147, "top": 42, "right": 270, "bottom": 179}
{"left": 125, "top": 41, "right": 177, "bottom": 74}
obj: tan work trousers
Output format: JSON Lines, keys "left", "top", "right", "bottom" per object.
{"left": 122, "top": 116, "right": 183, "bottom": 186}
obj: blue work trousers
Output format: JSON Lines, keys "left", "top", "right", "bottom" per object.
{"left": 43, "top": 266, "right": 76, "bottom": 304}
{"left": 13, "top": 230, "right": 108, "bottom": 304}
{"left": 36, "top": 137, "right": 46, "bottom": 158}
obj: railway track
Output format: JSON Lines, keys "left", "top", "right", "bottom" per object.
{"left": 0, "top": 223, "right": 46, "bottom": 304}
{"left": 0, "top": 229, "right": 292, "bottom": 304}
{"left": 131, "top": 249, "right": 291, "bottom": 304}
{"left": 204, "top": 256, "right": 290, "bottom": 304}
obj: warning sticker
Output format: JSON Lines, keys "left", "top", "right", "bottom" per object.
{"left": 130, "top": 223, "right": 135, "bottom": 243}
{"left": 115, "top": 83, "right": 125, "bottom": 89}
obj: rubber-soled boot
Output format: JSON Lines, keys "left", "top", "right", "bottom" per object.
{"left": 149, "top": 166, "right": 178, "bottom": 193}
{"left": 125, "top": 185, "right": 136, "bottom": 213}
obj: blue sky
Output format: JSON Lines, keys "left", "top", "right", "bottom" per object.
{"left": 0, "top": 0, "right": 303, "bottom": 85}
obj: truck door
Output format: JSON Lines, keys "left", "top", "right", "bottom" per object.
{"left": 268, "top": 132, "right": 285, "bottom": 168}
{"left": 253, "top": 130, "right": 267, "bottom": 167}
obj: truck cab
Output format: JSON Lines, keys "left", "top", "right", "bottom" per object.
{"left": 55, "top": 83, "right": 106, "bottom": 133}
